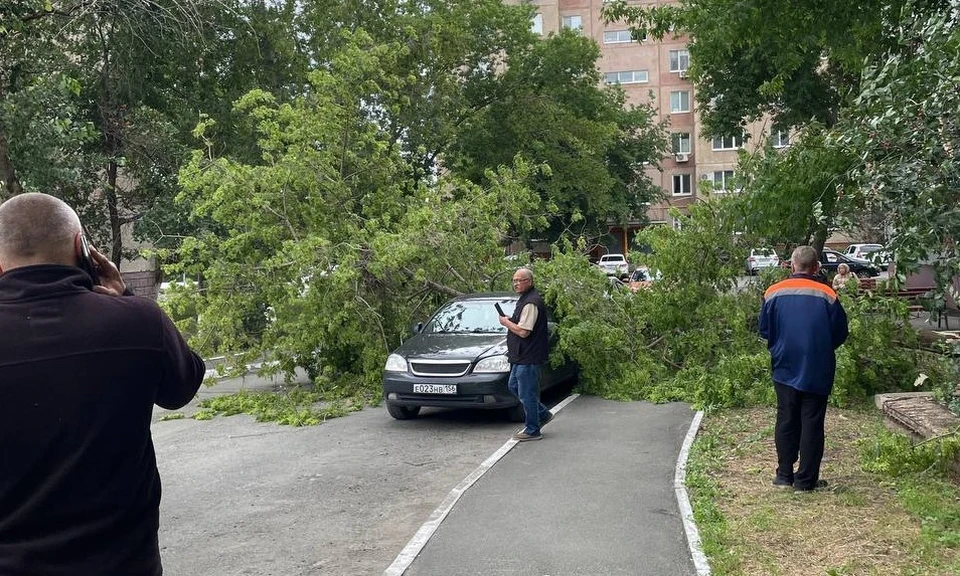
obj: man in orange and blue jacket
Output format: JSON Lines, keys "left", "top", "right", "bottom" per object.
{"left": 759, "top": 246, "right": 848, "bottom": 492}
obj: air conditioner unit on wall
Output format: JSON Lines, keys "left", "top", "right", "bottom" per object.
{"left": 700, "top": 173, "right": 711, "bottom": 180}
{"left": 675, "top": 153, "right": 689, "bottom": 163}
{"left": 679, "top": 70, "right": 689, "bottom": 79}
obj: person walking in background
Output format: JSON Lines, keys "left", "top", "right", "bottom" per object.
{"left": 0, "top": 193, "right": 205, "bottom": 575}
{"left": 499, "top": 267, "right": 553, "bottom": 441}
{"left": 759, "top": 246, "right": 849, "bottom": 492}
{"left": 831, "top": 262, "right": 860, "bottom": 292}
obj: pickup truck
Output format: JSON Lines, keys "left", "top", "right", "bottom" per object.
{"left": 597, "top": 254, "right": 629, "bottom": 276}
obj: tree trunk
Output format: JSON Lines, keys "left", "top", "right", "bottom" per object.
{"left": 812, "top": 224, "right": 828, "bottom": 254}
{"left": 0, "top": 127, "right": 23, "bottom": 199}
{"left": 105, "top": 160, "right": 122, "bottom": 266}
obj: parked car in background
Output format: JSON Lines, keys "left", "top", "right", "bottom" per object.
{"left": 597, "top": 253, "right": 629, "bottom": 276}
{"left": 844, "top": 243, "right": 884, "bottom": 261}
{"left": 845, "top": 243, "right": 891, "bottom": 267}
{"left": 627, "top": 266, "right": 657, "bottom": 292}
{"left": 821, "top": 248, "right": 881, "bottom": 277}
{"left": 782, "top": 249, "right": 881, "bottom": 279}
{"left": 382, "top": 293, "right": 577, "bottom": 422}
{"left": 745, "top": 248, "right": 780, "bottom": 275}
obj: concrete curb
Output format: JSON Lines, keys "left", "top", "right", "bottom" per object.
{"left": 675, "top": 410, "right": 710, "bottom": 575}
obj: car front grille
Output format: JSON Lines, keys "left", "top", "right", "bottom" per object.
{"left": 409, "top": 360, "right": 472, "bottom": 377}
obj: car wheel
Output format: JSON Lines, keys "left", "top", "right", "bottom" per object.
{"left": 386, "top": 404, "right": 421, "bottom": 420}
{"left": 505, "top": 403, "right": 525, "bottom": 423}
{"left": 855, "top": 270, "right": 873, "bottom": 279}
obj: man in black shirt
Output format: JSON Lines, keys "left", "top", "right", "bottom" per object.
{"left": 0, "top": 193, "right": 205, "bottom": 575}
{"left": 498, "top": 268, "right": 552, "bottom": 441}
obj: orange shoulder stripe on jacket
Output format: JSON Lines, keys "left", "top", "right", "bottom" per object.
{"left": 764, "top": 277, "right": 838, "bottom": 300}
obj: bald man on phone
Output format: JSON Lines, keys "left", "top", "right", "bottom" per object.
{"left": 0, "top": 193, "right": 205, "bottom": 576}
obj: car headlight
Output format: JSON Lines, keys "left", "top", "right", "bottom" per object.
{"left": 473, "top": 355, "right": 511, "bottom": 373}
{"left": 384, "top": 354, "right": 408, "bottom": 372}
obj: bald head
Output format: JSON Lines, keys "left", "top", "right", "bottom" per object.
{"left": 0, "top": 193, "right": 83, "bottom": 271}
{"left": 790, "top": 245, "right": 820, "bottom": 274}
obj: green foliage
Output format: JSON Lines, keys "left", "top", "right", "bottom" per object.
{"left": 896, "top": 479, "right": 960, "bottom": 550}
{"left": 196, "top": 387, "right": 364, "bottom": 427}
{"left": 832, "top": 292, "right": 921, "bottom": 405}
{"left": 447, "top": 28, "right": 667, "bottom": 239}
{"left": 157, "top": 279, "right": 201, "bottom": 340}
{"left": 860, "top": 427, "right": 960, "bottom": 478}
{"left": 732, "top": 124, "right": 858, "bottom": 250}
{"left": 533, "top": 203, "right": 770, "bottom": 409}
{"left": 157, "top": 412, "right": 185, "bottom": 422}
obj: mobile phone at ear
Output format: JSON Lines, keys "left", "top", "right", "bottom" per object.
{"left": 77, "top": 234, "right": 100, "bottom": 285}
{"left": 494, "top": 303, "right": 506, "bottom": 317}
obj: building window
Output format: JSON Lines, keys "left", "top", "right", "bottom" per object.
{"left": 562, "top": 15, "right": 583, "bottom": 31}
{"left": 673, "top": 173, "right": 692, "bottom": 196}
{"left": 604, "top": 70, "right": 649, "bottom": 85}
{"left": 603, "top": 29, "right": 637, "bottom": 44}
{"left": 669, "top": 91, "right": 690, "bottom": 113}
{"left": 531, "top": 14, "right": 543, "bottom": 35}
{"left": 772, "top": 129, "right": 791, "bottom": 148}
{"left": 669, "top": 49, "right": 690, "bottom": 72}
{"left": 712, "top": 170, "right": 735, "bottom": 191}
{"left": 711, "top": 134, "right": 743, "bottom": 150}
{"left": 671, "top": 133, "right": 691, "bottom": 154}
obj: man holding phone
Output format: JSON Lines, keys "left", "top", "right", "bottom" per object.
{"left": 498, "top": 267, "right": 553, "bottom": 441}
{"left": 0, "top": 193, "right": 205, "bottom": 575}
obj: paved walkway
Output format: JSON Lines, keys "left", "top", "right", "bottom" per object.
{"left": 393, "top": 396, "right": 701, "bottom": 576}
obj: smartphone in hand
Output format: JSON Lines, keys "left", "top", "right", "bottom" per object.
{"left": 494, "top": 303, "right": 506, "bottom": 317}
{"left": 77, "top": 234, "right": 100, "bottom": 286}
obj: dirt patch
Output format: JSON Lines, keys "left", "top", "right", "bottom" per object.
{"left": 695, "top": 407, "right": 960, "bottom": 575}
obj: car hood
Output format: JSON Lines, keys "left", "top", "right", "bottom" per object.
{"left": 394, "top": 332, "right": 508, "bottom": 360}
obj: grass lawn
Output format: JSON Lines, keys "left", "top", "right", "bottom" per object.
{"left": 687, "top": 406, "right": 960, "bottom": 576}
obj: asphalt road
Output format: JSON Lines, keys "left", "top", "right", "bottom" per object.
{"left": 152, "top": 376, "right": 573, "bottom": 576}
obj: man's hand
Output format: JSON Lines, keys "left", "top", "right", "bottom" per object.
{"left": 499, "top": 315, "right": 530, "bottom": 338}
{"left": 89, "top": 247, "right": 127, "bottom": 296}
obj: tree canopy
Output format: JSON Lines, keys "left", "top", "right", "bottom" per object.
{"left": 156, "top": 2, "right": 666, "bottom": 381}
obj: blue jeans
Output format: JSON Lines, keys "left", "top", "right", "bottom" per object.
{"left": 507, "top": 363, "right": 551, "bottom": 435}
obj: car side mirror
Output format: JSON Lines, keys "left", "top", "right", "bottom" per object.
{"left": 411, "top": 322, "right": 424, "bottom": 335}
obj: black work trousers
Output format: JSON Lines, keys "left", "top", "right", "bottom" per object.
{"left": 774, "top": 382, "right": 829, "bottom": 490}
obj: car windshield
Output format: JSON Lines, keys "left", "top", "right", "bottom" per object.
{"left": 753, "top": 249, "right": 775, "bottom": 257}
{"left": 423, "top": 299, "right": 516, "bottom": 334}
{"left": 859, "top": 245, "right": 882, "bottom": 254}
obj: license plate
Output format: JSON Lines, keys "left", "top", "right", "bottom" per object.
{"left": 413, "top": 383, "right": 457, "bottom": 395}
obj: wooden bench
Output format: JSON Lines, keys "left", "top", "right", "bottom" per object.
{"left": 858, "top": 281, "right": 953, "bottom": 327}
{"left": 892, "top": 287, "right": 953, "bottom": 329}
